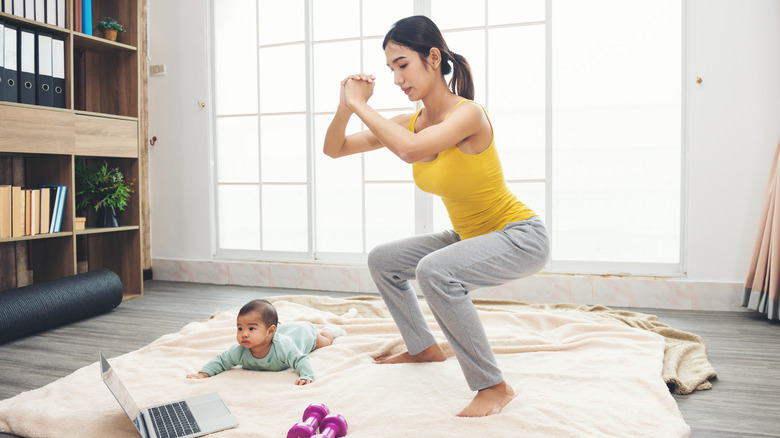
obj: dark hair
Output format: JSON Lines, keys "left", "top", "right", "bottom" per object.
{"left": 239, "top": 299, "right": 279, "bottom": 327}
{"left": 382, "top": 15, "right": 474, "bottom": 100}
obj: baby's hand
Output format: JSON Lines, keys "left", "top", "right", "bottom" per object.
{"left": 295, "top": 379, "right": 312, "bottom": 386}
{"left": 186, "top": 372, "right": 210, "bottom": 379}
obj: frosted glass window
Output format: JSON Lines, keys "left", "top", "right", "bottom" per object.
{"left": 216, "top": 116, "right": 259, "bottom": 183}
{"left": 262, "top": 185, "right": 308, "bottom": 252}
{"left": 363, "top": 1, "right": 414, "bottom": 37}
{"left": 365, "top": 182, "right": 415, "bottom": 250}
{"left": 314, "top": 114, "right": 364, "bottom": 253}
{"left": 313, "top": 41, "right": 361, "bottom": 113}
{"left": 488, "top": 26, "right": 545, "bottom": 181}
{"left": 488, "top": 0, "right": 545, "bottom": 25}
{"left": 431, "top": 0, "right": 486, "bottom": 30}
{"left": 259, "top": 44, "right": 305, "bottom": 113}
{"left": 260, "top": 115, "right": 307, "bottom": 183}
{"left": 258, "top": 0, "right": 304, "bottom": 45}
{"left": 218, "top": 185, "right": 260, "bottom": 250}
{"left": 313, "top": 0, "right": 360, "bottom": 41}
{"left": 552, "top": 0, "right": 681, "bottom": 263}
{"left": 213, "top": 0, "right": 257, "bottom": 115}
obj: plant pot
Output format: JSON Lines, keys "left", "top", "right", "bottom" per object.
{"left": 95, "top": 206, "right": 119, "bottom": 228}
{"left": 103, "top": 29, "right": 118, "bottom": 41}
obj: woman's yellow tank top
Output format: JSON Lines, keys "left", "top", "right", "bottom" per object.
{"left": 411, "top": 100, "right": 536, "bottom": 239}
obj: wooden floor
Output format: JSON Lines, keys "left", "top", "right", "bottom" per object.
{"left": 1, "top": 280, "right": 780, "bottom": 437}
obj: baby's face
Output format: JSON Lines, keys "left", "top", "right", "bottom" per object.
{"left": 235, "top": 311, "right": 274, "bottom": 350}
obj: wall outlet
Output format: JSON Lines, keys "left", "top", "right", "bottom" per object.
{"left": 150, "top": 64, "right": 166, "bottom": 76}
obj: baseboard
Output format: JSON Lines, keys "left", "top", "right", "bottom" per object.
{"left": 150, "top": 258, "right": 746, "bottom": 312}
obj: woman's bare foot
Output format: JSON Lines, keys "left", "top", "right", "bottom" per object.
{"left": 457, "top": 381, "right": 516, "bottom": 417}
{"left": 373, "top": 343, "right": 447, "bottom": 364}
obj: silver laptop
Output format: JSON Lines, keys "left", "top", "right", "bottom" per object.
{"left": 99, "top": 351, "right": 239, "bottom": 438}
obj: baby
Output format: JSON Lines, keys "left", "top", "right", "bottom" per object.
{"left": 186, "top": 299, "right": 344, "bottom": 385}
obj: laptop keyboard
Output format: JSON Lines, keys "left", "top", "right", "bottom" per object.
{"left": 148, "top": 401, "right": 201, "bottom": 438}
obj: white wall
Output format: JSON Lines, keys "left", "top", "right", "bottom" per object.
{"left": 147, "top": 0, "right": 780, "bottom": 285}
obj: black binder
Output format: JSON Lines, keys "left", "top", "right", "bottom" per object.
{"left": 35, "top": 32, "right": 53, "bottom": 107}
{"left": 0, "top": 22, "right": 4, "bottom": 102}
{"left": 52, "top": 37, "right": 65, "bottom": 108}
{"left": 18, "top": 28, "right": 36, "bottom": 105}
{"left": 2, "top": 24, "right": 18, "bottom": 103}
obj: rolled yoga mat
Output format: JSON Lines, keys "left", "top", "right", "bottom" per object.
{"left": 0, "top": 269, "right": 123, "bottom": 344}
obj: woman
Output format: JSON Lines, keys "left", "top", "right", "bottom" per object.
{"left": 323, "top": 15, "right": 550, "bottom": 417}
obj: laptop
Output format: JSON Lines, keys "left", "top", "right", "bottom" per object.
{"left": 99, "top": 351, "right": 239, "bottom": 438}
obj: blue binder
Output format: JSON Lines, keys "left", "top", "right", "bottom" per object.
{"left": 82, "top": 0, "right": 92, "bottom": 36}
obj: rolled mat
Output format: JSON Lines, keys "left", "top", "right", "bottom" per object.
{"left": 0, "top": 269, "right": 123, "bottom": 344}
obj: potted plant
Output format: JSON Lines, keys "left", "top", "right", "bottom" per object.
{"left": 96, "top": 17, "right": 126, "bottom": 42}
{"left": 75, "top": 160, "right": 134, "bottom": 228}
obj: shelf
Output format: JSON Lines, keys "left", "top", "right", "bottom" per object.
{"left": 76, "top": 225, "right": 139, "bottom": 235}
{"left": 0, "top": 231, "right": 72, "bottom": 243}
{"left": 73, "top": 32, "right": 137, "bottom": 52}
{"left": 0, "top": 11, "right": 70, "bottom": 37}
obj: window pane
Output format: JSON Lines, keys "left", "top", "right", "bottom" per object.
{"left": 431, "top": 0, "right": 486, "bottom": 30}
{"left": 488, "top": 25, "right": 545, "bottom": 181}
{"left": 313, "top": 0, "right": 360, "bottom": 41}
{"left": 259, "top": 44, "right": 305, "bottom": 113}
{"left": 216, "top": 116, "right": 259, "bottom": 183}
{"left": 488, "top": 0, "right": 545, "bottom": 25}
{"left": 262, "top": 185, "right": 308, "bottom": 251}
{"left": 363, "top": 1, "right": 413, "bottom": 37}
{"left": 259, "top": 0, "right": 304, "bottom": 45}
{"left": 365, "top": 182, "right": 415, "bottom": 250}
{"left": 218, "top": 185, "right": 260, "bottom": 250}
{"left": 214, "top": 0, "right": 257, "bottom": 115}
{"left": 315, "top": 114, "right": 364, "bottom": 253}
{"left": 260, "top": 114, "right": 307, "bottom": 183}
{"left": 552, "top": 0, "right": 681, "bottom": 263}
{"left": 313, "top": 41, "right": 361, "bottom": 113}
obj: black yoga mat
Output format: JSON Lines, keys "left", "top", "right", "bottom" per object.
{"left": 0, "top": 269, "right": 123, "bottom": 344}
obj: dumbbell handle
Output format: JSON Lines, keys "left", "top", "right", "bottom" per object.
{"left": 312, "top": 414, "right": 348, "bottom": 438}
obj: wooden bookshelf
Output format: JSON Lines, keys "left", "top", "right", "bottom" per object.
{"left": 0, "top": 0, "right": 143, "bottom": 300}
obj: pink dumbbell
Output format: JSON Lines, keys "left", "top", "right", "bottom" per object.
{"left": 312, "top": 414, "right": 348, "bottom": 438}
{"left": 287, "top": 403, "right": 330, "bottom": 438}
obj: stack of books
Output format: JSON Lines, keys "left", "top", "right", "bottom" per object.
{"left": 0, "top": 185, "right": 67, "bottom": 238}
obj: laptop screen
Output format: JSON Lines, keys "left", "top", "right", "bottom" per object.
{"left": 99, "top": 352, "right": 146, "bottom": 436}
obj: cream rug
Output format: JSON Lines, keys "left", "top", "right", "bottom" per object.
{"left": 0, "top": 295, "right": 715, "bottom": 438}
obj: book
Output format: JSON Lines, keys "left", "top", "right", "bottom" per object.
{"left": 39, "top": 186, "right": 50, "bottom": 235}
{"left": 44, "top": 184, "right": 66, "bottom": 233}
{"left": 0, "top": 185, "right": 10, "bottom": 238}
{"left": 11, "top": 186, "right": 23, "bottom": 237}
{"left": 24, "top": 189, "right": 31, "bottom": 235}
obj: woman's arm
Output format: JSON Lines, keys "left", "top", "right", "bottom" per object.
{"left": 344, "top": 79, "right": 489, "bottom": 163}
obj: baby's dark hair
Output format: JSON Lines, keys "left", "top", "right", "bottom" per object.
{"left": 239, "top": 299, "right": 279, "bottom": 327}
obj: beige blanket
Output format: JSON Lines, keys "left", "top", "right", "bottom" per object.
{"left": 0, "top": 296, "right": 713, "bottom": 437}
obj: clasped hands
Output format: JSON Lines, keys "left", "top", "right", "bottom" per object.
{"left": 340, "top": 73, "right": 375, "bottom": 111}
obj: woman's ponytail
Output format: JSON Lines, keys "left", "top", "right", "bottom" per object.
{"left": 446, "top": 50, "right": 474, "bottom": 101}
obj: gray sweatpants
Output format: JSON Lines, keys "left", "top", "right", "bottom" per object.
{"left": 367, "top": 216, "right": 550, "bottom": 391}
